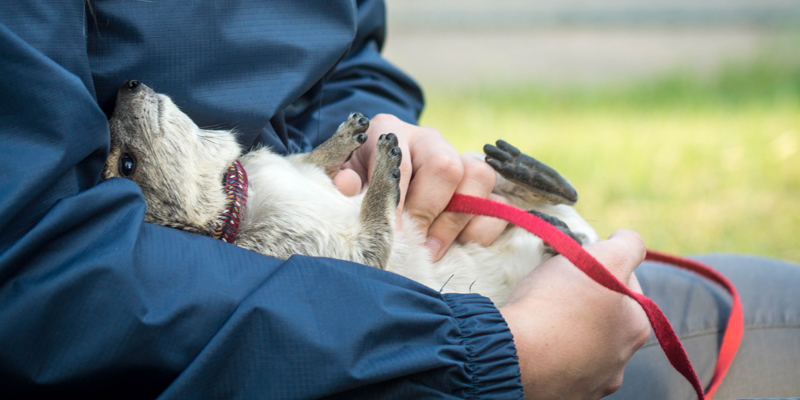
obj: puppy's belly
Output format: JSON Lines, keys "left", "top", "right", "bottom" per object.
{"left": 386, "top": 215, "right": 550, "bottom": 307}
{"left": 239, "top": 151, "right": 597, "bottom": 307}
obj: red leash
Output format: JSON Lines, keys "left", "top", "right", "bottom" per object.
{"left": 445, "top": 193, "right": 744, "bottom": 400}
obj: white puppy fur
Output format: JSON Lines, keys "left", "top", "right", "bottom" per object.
{"left": 103, "top": 81, "right": 598, "bottom": 306}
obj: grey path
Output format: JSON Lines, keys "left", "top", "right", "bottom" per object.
{"left": 387, "top": 0, "right": 800, "bottom": 28}
{"left": 382, "top": 0, "right": 800, "bottom": 87}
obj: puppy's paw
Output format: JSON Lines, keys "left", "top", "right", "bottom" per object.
{"left": 346, "top": 112, "right": 370, "bottom": 136}
{"left": 374, "top": 133, "right": 402, "bottom": 207}
{"left": 304, "top": 112, "right": 370, "bottom": 173}
{"left": 485, "top": 140, "right": 578, "bottom": 205}
{"left": 339, "top": 112, "right": 369, "bottom": 149}
{"left": 330, "top": 112, "right": 369, "bottom": 164}
{"left": 527, "top": 208, "right": 585, "bottom": 255}
{"left": 376, "top": 133, "right": 401, "bottom": 167}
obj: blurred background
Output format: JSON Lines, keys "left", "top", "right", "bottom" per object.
{"left": 382, "top": 0, "right": 800, "bottom": 262}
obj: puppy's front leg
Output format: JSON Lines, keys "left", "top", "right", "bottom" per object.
{"left": 295, "top": 112, "right": 370, "bottom": 175}
{"left": 356, "top": 133, "right": 402, "bottom": 269}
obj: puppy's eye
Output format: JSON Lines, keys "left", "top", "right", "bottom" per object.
{"left": 119, "top": 153, "right": 137, "bottom": 177}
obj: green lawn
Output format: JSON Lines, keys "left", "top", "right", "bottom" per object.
{"left": 420, "top": 59, "right": 800, "bottom": 262}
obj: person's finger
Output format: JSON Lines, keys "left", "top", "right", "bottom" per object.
{"left": 455, "top": 193, "right": 510, "bottom": 247}
{"left": 583, "top": 229, "right": 646, "bottom": 283}
{"left": 580, "top": 230, "right": 651, "bottom": 353}
{"left": 627, "top": 271, "right": 643, "bottom": 295}
{"left": 332, "top": 168, "right": 363, "bottom": 197}
{"left": 424, "top": 154, "right": 499, "bottom": 260}
{"left": 403, "top": 128, "right": 464, "bottom": 231}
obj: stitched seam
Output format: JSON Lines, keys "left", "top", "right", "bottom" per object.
{"left": 444, "top": 296, "right": 481, "bottom": 400}
{"left": 643, "top": 323, "right": 800, "bottom": 347}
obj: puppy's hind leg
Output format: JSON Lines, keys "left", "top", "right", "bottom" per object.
{"left": 296, "top": 112, "right": 370, "bottom": 175}
{"left": 485, "top": 140, "right": 595, "bottom": 247}
{"left": 356, "top": 133, "right": 402, "bottom": 269}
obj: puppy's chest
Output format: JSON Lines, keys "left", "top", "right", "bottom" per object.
{"left": 234, "top": 154, "right": 362, "bottom": 260}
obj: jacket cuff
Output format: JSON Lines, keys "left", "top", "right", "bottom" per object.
{"left": 443, "top": 293, "right": 524, "bottom": 399}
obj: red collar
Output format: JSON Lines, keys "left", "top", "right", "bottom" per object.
{"left": 213, "top": 160, "right": 248, "bottom": 243}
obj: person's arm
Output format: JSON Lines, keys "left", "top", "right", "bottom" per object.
{"left": 0, "top": 3, "right": 523, "bottom": 399}
{"left": 501, "top": 230, "right": 651, "bottom": 399}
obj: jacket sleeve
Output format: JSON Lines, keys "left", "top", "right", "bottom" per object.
{"left": 0, "top": 2, "right": 522, "bottom": 399}
{"left": 287, "top": 0, "right": 425, "bottom": 149}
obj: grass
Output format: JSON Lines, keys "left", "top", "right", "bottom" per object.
{"left": 419, "top": 57, "right": 800, "bottom": 262}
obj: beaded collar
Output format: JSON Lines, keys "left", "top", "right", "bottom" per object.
{"left": 212, "top": 160, "right": 248, "bottom": 243}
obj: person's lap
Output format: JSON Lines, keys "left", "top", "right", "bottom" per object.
{"left": 606, "top": 254, "right": 800, "bottom": 400}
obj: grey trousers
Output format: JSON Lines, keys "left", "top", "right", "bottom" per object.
{"left": 607, "top": 254, "right": 800, "bottom": 400}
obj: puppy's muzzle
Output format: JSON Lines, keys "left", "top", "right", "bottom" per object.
{"left": 117, "top": 79, "right": 149, "bottom": 103}
{"left": 123, "top": 79, "right": 142, "bottom": 93}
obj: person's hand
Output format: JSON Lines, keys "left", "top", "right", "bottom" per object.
{"left": 332, "top": 114, "right": 509, "bottom": 261}
{"left": 499, "top": 230, "right": 651, "bottom": 400}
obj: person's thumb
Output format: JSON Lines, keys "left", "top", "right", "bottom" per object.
{"left": 333, "top": 168, "right": 363, "bottom": 197}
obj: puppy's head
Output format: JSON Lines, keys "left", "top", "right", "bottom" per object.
{"left": 103, "top": 80, "right": 242, "bottom": 235}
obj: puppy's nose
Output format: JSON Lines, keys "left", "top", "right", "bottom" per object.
{"left": 123, "top": 79, "right": 141, "bottom": 92}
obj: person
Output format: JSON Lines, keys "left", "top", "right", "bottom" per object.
{"left": 0, "top": 1, "right": 797, "bottom": 399}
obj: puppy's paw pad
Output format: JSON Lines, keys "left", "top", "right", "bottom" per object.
{"left": 346, "top": 112, "right": 370, "bottom": 134}
{"left": 378, "top": 132, "right": 399, "bottom": 146}
{"left": 377, "top": 134, "right": 402, "bottom": 170}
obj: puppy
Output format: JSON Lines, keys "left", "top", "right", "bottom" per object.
{"left": 103, "top": 80, "right": 598, "bottom": 306}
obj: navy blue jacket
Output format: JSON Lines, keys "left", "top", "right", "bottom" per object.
{"left": 0, "top": 1, "right": 523, "bottom": 398}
